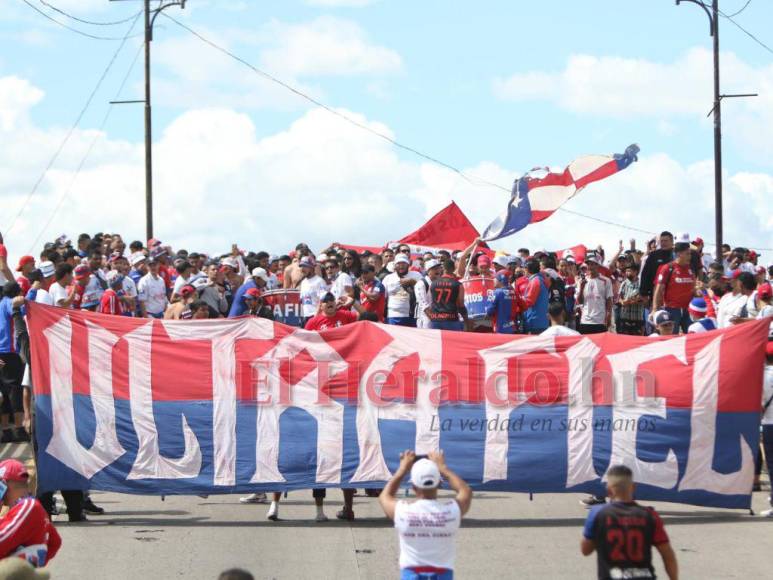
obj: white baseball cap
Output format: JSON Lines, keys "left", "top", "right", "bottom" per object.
{"left": 38, "top": 261, "right": 56, "bottom": 279}
{"left": 410, "top": 458, "right": 441, "bottom": 489}
{"left": 251, "top": 267, "right": 270, "bottom": 283}
{"left": 394, "top": 254, "right": 411, "bottom": 265}
{"left": 424, "top": 259, "right": 442, "bottom": 271}
{"left": 129, "top": 252, "right": 146, "bottom": 266}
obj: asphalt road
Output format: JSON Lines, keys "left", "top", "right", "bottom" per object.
{"left": 44, "top": 485, "right": 773, "bottom": 579}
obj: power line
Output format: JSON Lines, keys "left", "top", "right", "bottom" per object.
{"left": 724, "top": 0, "right": 752, "bottom": 18}
{"left": 164, "top": 12, "right": 772, "bottom": 251}
{"left": 718, "top": 4, "right": 773, "bottom": 55}
{"left": 27, "top": 41, "right": 145, "bottom": 253}
{"left": 20, "top": 0, "right": 143, "bottom": 41}
{"left": 38, "top": 0, "right": 142, "bottom": 26}
{"left": 4, "top": 12, "right": 143, "bottom": 235}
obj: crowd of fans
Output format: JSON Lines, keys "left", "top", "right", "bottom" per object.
{"left": 0, "top": 228, "right": 772, "bottom": 574}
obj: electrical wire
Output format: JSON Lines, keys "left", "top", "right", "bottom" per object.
{"left": 4, "top": 11, "right": 143, "bottom": 236}
{"left": 38, "top": 0, "right": 142, "bottom": 26}
{"left": 724, "top": 0, "right": 752, "bottom": 18}
{"left": 718, "top": 5, "right": 773, "bottom": 55}
{"left": 20, "top": 0, "right": 143, "bottom": 41}
{"left": 26, "top": 41, "right": 145, "bottom": 253}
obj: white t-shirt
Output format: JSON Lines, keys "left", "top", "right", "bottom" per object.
{"left": 267, "top": 273, "right": 280, "bottom": 291}
{"left": 300, "top": 275, "right": 329, "bottom": 318}
{"left": 762, "top": 366, "right": 773, "bottom": 426}
{"left": 138, "top": 273, "right": 168, "bottom": 315}
{"left": 716, "top": 292, "right": 748, "bottom": 328}
{"left": 757, "top": 304, "right": 773, "bottom": 319}
{"left": 415, "top": 277, "right": 432, "bottom": 329}
{"left": 541, "top": 325, "right": 580, "bottom": 337}
{"left": 48, "top": 282, "right": 71, "bottom": 308}
{"left": 34, "top": 288, "right": 54, "bottom": 306}
{"left": 394, "top": 499, "right": 461, "bottom": 571}
{"left": 123, "top": 276, "right": 138, "bottom": 299}
{"left": 329, "top": 272, "right": 353, "bottom": 301}
{"left": 580, "top": 276, "right": 613, "bottom": 325}
{"left": 172, "top": 274, "right": 191, "bottom": 296}
{"left": 383, "top": 271, "right": 423, "bottom": 319}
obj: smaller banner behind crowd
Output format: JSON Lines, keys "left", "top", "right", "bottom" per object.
{"left": 28, "top": 303, "right": 768, "bottom": 509}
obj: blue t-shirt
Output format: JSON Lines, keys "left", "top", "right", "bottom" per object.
{"left": 486, "top": 287, "right": 517, "bottom": 334}
{"left": 0, "top": 297, "right": 17, "bottom": 353}
{"left": 228, "top": 279, "right": 257, "bottom": 318}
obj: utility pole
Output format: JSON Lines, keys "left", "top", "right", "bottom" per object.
{"left": 676, "top": 0, "right": 757, "bottom": 261}
{"left": 110, "top": 0, "right": 186, "bottom": 242}
{"left": 144, "top": 0, "right": 153, "bottom": 243}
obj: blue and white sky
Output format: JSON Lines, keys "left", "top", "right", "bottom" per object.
{"left": 1, "top": 0, "right": 772, "bottom": 261}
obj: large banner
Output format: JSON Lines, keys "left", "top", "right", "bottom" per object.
{"left": 28, "top": 303, "right": 768, "bottom": 508}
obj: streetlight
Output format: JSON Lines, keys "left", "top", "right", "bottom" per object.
{"left": 675, "top": 0, "right": 757, "bottom": 261}
{"left": 111, "top": 0, "right": 187, "bottom": 242}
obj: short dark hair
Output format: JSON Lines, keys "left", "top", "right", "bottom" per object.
{"left": 176, "top": 261, "right": 192, "bottom": 275}
{"left": 361, "top": 264, "right": 375, "bottom": 273}
{"left": 63, "top": 248, "right": 79, "bottom": 260}
{"left": 625, "top": 263, "right": 640, "bottom": 273}
{"left": 326, "top": 258, "right": 340, "bottom": 267}
{"left": 129, "top": 240, "right": 144, "bottom": 252}
{"left": 526, "top": 259, "right": 540, "bottom": 275}
{"left": 541, "top": 256, "right": 557, "bottom": 269}
{"left": 659, "top": 231, "right": 673, "bottom": 239}
{"left": 3, "top": 282, "right": 21, "bottom": 298}
{"left": 738, "top": 272, "right": 756, "bottom": 291}
{"left": 256, "top": 251, "right": 269, "bottom": 261}
{"left": 55, "top": 263, "right": 73, "bottom": 281}
{"left": 279, "top": 255, "right": 291, "bottom": 262}
{"left": 442, "top": 259, "right": 455, "bottom": 273}
{"left": 606, "top": 464, "right": 633, "bottom": 480}
{"left": 218, "top": 569, "right": 254, "bottom": 580}
{"left": 548, "top": 302, "right": 565, "bottom": 318}
{"left": 518, "top": 248, "right": 530, "bottom": 255}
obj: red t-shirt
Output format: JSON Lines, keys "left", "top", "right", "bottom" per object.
{"left": 0, "top": 497, "right": 61, "bottom": 565}
{"left": 304, "top": 310, "right": 358, "bottom": 331}
{"left": 16, "top": 276, "right": 31, "bottom": 296}
{"left": 66, "top": 284, "right": 86, "bottom": 310}
{"left": 657, "top": 261, "right": 695, "bottom": 308}
{"left": 98, "top": 289, "right": 124, "bottom": 316}
{"left": 159, "top": 265, "right": 173, "bottom": 289}
{"left": 359, "top": 279, "right": 385, "bottom": 322}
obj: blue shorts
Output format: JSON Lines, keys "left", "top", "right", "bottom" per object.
{"left": 429, "top": 319, "right": 464, "bottom": 331}
{"left": 387, "top": 317, "right": 417, "bottom": 327}
{"left": 400, "top": 569, "right": 453, "bottom": 580}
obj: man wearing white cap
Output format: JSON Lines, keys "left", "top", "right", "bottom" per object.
{"left": 379, "top": 450, "right": 472, "bottom": 579}
{"left": 383, "top": 254, "right": 423, "bottom": 327}
{"left": 31, "top": 261, "right": 57, "bottom": 306}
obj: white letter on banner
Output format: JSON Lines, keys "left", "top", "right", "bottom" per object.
{"left": 605, "top": 338, "right": 685, "bottom": 489}
{"left": 44, "top": 317, "right": 126, "bottom": 478}
{"left": 351, "top": 324, "right": 442, "bottom": 483}
{"left": 480, "top": 335, "right": 559, "bottom": 483}
{"left": 251, "top": 329, "right": 347, "bottom": 484}
{"left": 679, "top": 335, "right": 755, "bottom": 494}
{"left": 162, "top": 318, "right": 275, "bottom": 486}
{"left": 565, "top": 338, "right": 602, "bottom": 487}
{"left": 125, "top": 322, "right": 202, "bottom": 480}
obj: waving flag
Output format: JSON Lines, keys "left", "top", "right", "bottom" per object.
{"left": 482, "top": 144, "right": 640, "bottom": 241}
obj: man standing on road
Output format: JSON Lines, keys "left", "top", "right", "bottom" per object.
{"left": 581, "top": 464, "right": 678, "bottom": 580}
{"left": 379, "top": 450, "right": 472, "bottom": 580}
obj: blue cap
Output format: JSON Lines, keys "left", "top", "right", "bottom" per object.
{"left": 496, "top": 273, "right": 509, "bottom": 285}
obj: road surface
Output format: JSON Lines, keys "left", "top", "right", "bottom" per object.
{"left": 45, "top": 486, "right": 773, "bottom": 579}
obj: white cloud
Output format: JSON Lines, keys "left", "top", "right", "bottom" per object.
{"left": 493, "top": 46, "right": 773, "bottom": 164}
{"left": 259, "top": 16, "right": 401, "bottom": 77}
{"left": 1, "top": 74, "right": 771, "bottom": 267}
{"left": 0, "top": 76, "right": 44, "bottom": 131}
{"left": 151, "top": 16, "right": 400, "bottom": 111}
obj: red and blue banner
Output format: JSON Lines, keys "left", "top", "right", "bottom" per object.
{"left": 482, "top": 145, "right": 640, "bottom": 241}
{"left": 28, "top": 303, "right": 767, "bottom": 509}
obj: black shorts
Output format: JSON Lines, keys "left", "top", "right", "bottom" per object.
{"left": 0, "top": 352, "right": 25, "bottom": 415}
{"left": 579, "top": 323, "right": 608, "bottom": 335}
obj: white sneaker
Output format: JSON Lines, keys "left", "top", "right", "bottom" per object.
{"left": 315, "top": 513, "right": 329, "bottom": 523}
{"left": 760, "top": 508, "right": 773, "bottom": 517}
{"left": 267, "top": 503, "right": 279, "bottom": 521}
{"left": 240, "top": 493, "right": 267, "bottom": 504}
